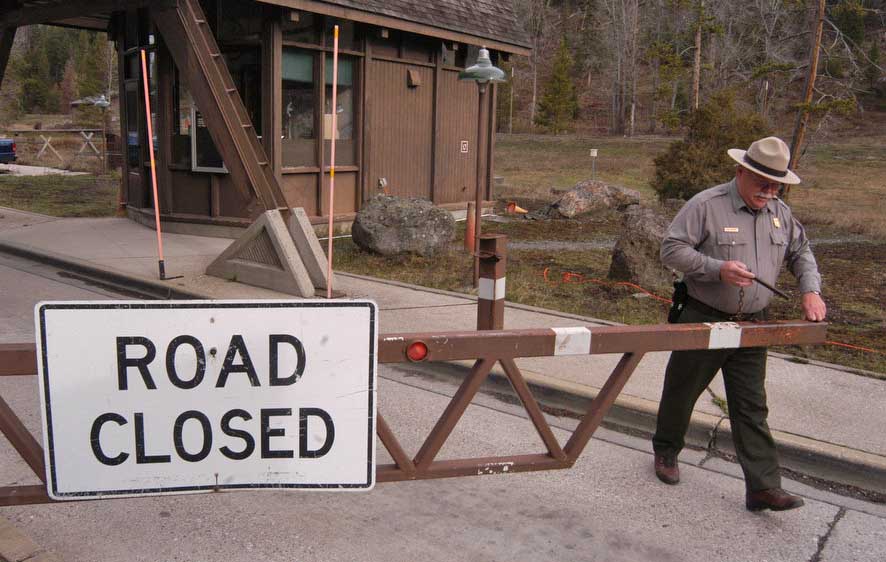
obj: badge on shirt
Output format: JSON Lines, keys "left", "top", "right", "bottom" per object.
{"left": 724, "top": 227, "right": 739, "bottom": 233}
{"left": 773, "top": 217, "right": 781, "bottom": 229}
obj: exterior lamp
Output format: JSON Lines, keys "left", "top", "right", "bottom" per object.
{"left": 459, "top": 47, "right": 506, "bottom": 287}
{"left": 93, "top": 94, "right": 111, "bottom": 174}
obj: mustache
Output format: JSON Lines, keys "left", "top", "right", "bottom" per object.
{"left": 754, "top": 193, "right": 777, "bottom": 199}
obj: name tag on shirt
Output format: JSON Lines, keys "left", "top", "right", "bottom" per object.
{"left": 724, "top": 227, "right": 739, "bottom": 233}
{"left": 773, "top": 217, "right": 781, "bottom": 229}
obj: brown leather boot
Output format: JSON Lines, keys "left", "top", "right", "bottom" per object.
{"left": 654, "top": 453, "right": 679, "bottom": 485}
{"left": 746, "top": 488, "right": 805, "bottom": 511}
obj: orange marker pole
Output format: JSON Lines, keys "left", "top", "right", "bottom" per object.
{"left": 140, "top": 49, "right": 168, "bottom": 280}
{"left": 464, "top": 201, "right": 475, "bottom": 252}
{"left": 326, "top": 25, "right": 339, "bottom": 299}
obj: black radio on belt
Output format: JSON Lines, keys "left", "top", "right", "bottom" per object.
{"left": 668, "top": 280, "right": 688, "bottom": 323}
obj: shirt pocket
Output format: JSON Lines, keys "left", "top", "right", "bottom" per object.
{"left": 769, "top": 230, "right": 788, "bottom": 268}
{"left": 715, "top": 231, "right": 749, "bottom": 261}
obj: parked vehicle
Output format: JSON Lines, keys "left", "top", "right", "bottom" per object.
{"left": 0, "top": 138, "right": 16, "bottom": 163}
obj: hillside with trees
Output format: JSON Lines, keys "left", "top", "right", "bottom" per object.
{"left": 503, "top": 0, "right": 884, "bottom": 138}
{"left": 0, "top": 26, "right": 113, "bottom": 126}
{"left": 0, "top": 2, "right": 882, "bottom": 153}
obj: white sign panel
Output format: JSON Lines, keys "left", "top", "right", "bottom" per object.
{"left": 35, "top": 300, "right": 377, "bottom": 500}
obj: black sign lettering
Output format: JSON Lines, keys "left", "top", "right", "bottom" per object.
{"left": 134, "top": 413, "right": 171, "bottom": 464}
{"left": 173, "top": 410, "right": 213, "bottom": 462}
{"left": 165, "top": 335, "right": 206, "bottom": 389}
{"left": 219, "top": 409, "right": 255, "bottom": 460}
{"left": 260, "top": 408, "right": 294, "bottom": 459}
{"left": 299, "top": 408, "right": 335, "bottom": 458}
{"left": 216, "top": 335, "right": 260, "bottom": 388}
{"left": 90, "top": 413, "right": 129, "bottom": 466}
{"left": 269, "top": 334, "right": 306, "bottom": 386}
{"left": 116, "top": 337, "right": 157, "bottom": 390}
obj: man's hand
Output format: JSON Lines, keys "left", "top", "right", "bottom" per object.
{"left": 802, "top": 292, "right": 827, "bottom": 322}
{"left": 719, "top": 260, "right": 755, "bottom": 287}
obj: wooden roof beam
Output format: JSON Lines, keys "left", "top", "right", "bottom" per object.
{"left": 0, "top": 26, "right": 15, "bottom": 92}
{"left": 0, "top": 0, "right": 148, "bottom": 28}
{"left": 266, "top": 0, "right": 531, "bottom": 56}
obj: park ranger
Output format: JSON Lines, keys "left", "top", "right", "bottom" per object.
{"left": 652, "top": 136, "right": 827, "bottom": 511}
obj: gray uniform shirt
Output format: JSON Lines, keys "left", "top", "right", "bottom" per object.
{"left": 661, "top": 179, "right": 821, "bottom": 314}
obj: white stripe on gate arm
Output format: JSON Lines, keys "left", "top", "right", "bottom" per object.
{"left": 705, "top": 322, "right": 742, "bottom": 349}
{"left": 478, "top": 277, "right": 506, "bottom": 301}
{"left": 551, "top": 327, "right": 592, "bottom": 355}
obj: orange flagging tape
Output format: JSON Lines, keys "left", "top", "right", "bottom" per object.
{"left": 824, "top": 341, "right": 883, "bottom": 354}
{"left": 541, "top": 268, "right": 883, "bottom": 355}
{"left": 542, "top": 267, "right": 673, "bottom": 304}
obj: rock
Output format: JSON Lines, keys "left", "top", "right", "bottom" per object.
{"left": 352, "top": 195, "right": 455, "bottom": 257}
{"left": 608, "top": 205, "right": 673, "bottom": 292}
{"left": 549, "top": 179, "right": 640, "bottom": 218}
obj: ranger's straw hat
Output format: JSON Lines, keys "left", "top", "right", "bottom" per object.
{"left": 727, "top": 136, "right": 801, "bottom": 185}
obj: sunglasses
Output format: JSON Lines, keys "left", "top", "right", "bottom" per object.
{"left": 742, "top": 168, "right": 782, "bottom": 191}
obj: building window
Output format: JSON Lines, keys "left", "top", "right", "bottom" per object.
{"left": 223, "top": 47, "right": 262, "bottom": 135}
{"left": 171, "top": 68, "right": 192, "bottom": 167}
{"left": 282, "top": 48, "right": 317, "bottom": 167}
{"left": 192, "top": 107, "right": 226, "bottom": 172}
{"left": 145, "top": 50, "right": 158, "bottom": 160}
{"left": 324, "top": 55, "right": 355, "bottom": 166}
{"left": 125, "top": 84, "right": 139, "bottom": 168}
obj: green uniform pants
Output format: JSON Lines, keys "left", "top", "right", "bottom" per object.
{"left": 652, "top": 305, "right": 781, "bottom": 492}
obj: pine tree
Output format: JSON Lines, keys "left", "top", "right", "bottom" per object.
{"left": 534, "top": 38, "right": 578, "bottom": 133}
{"left": 651, "top": 90, "right": 768, "bottom": 201}
{"left": 11, "top": 27, "right": 54, "bottom": 112}
{"left": 59, "top": 59, "right": 78, "bottom": 112}
{"left": 74, "top": 30, "right": 109, "bottom": 124}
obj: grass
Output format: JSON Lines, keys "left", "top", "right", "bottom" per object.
{"left": 786, "top": 139, "right": 886, "bottom": 238}
{"left": 494, "top": 134, "right": 670, "bottom": 201}
{"left": 0, "top": 173, "right": 120, "bottom": 217}
{"left": 337, "top": 132, "right": 885, "bottom": 374}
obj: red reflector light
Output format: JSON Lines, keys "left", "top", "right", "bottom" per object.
{"left": 11, "top": 142, "right": 15, "bottom": 153}
{"left": 406, "top": 341, "right": 428, "bottom": 362}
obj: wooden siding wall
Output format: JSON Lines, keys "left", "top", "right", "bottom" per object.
{"left": 434, "top": 69, "right": 479, "bottom": 204}
{"left": 365, "top": 59, "right": 434, "bottom": 199}
{"left": 281, "top": 174, "right": 318, "bottom": 216}
{"left": 216, "top": 174, "right": 255, "bottom": 219}
{"left": 168, "top": 170, "right": 211, "bottom": 215}
{"left": 321, "top": 171, "right": 357, "bottom": 215}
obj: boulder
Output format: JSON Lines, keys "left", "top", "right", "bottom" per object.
{"left": 549, "top": 179, "right": 640, "bottom": 218}
{"left": 608, "top": 205, "right": 673, "bottom": 292}
{"left": 352, "top": 195, "right": 455, "bottom": 257}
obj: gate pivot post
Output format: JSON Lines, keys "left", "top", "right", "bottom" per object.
{"left": 477, "top": 234, "right": 507, "bottom": 331}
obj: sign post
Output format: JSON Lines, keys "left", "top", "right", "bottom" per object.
{"left": 35, "top": 300, "right": 377, "bottom": 500}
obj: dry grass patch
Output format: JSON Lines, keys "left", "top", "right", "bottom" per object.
{"left": 0, "top": 173, "right": 119, "bottom": 217}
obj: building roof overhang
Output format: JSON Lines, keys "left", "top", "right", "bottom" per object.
{"left": 0, "top": 1, "right": 532, "bottom": 56}
{"left": 264, "top": 0, "right": 531, "bottom": 56}
{"left": 0, "top": 1, "right": 150, "bottom": 31}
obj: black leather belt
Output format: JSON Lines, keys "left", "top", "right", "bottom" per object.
{"left": 685, "top": 295, "right": 767, "bottom": 322}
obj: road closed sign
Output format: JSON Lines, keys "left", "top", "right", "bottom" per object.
{"left": 35, "top": 300, "right": 377, "bottom": 500}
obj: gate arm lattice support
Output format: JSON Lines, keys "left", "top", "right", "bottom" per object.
{"left": 372, "top": 320, "right": 826, "bottom": 482}
{"left": 0, "top": 320, "right": 826, "bottom": 504}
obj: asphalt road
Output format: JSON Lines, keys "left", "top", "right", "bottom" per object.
{"left": 1, "top": 251, "right": 885, "bottom": 562}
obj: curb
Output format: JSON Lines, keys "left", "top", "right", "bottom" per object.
{"left": 0, "top": 240, "right": 205, "bottom": 300}
{"left": 2, "top": 238, "right": 885, "bottom": 496}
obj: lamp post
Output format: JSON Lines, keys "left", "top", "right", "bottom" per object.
{"left": 94, "top": 94, "right": 111, "bottom": 174}
{"left": 459, "top": 47, "right": 506, "bottom": 287}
